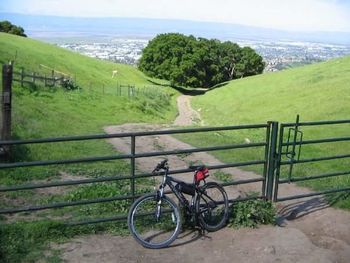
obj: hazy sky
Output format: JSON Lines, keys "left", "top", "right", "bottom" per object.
{"left": 1, "top": 0, "right": 350, "bottom": 32}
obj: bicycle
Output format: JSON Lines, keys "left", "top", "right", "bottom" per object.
{"left": 127, "top": 159, "right": 229, "bottom": 249}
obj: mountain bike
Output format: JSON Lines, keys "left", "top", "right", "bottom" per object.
{"left": 127, "top": 159, "right": 229, "bottom": 249}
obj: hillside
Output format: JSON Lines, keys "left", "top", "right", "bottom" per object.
{"left": 181, "top": 56, "right": 350, "bottom": 209}
{"left": 0, "top": 32, "right": 153, "bottom": 89}
{"left": 193, "top": 55, "right": 350, "bottom": 124}
{"left": 0, "top": 32, "right": 177, "bottom": 188}
{"left": 0, "top": 32, "right": 176, "bottom": 136}
{"left": 0, "top": 33, "right": 179, "bottom": 262}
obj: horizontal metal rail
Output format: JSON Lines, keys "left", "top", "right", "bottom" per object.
{"left": 222, "top": 177, "right": 264, "bottom": 187}
{"left": 66, "top": 195, "right": 265, "bottom": 226}
{"left": 133, "top": 142, "right": 266, "bottom": 158}
{"left": 67, "top": 214, "right": 128, "bottom": 226}
{"left": 276, "top": 187, "right": 350, "bottom": 202}
{"left": 0, "top": 124, "right": 268, "bottom": 146}
{"left": 0, "top": 193, "right": 138, "bottom": 214}
{"left": 0, "top": 160, "right": 265, "bottom": 192}
{"left": 282, "top": 136, "right": 350, "bottom": 146}
{"left": 0, "top": 154, "right": 132, "bottom": 169}
{"left": 279, "top": 171, "right": 350, "bottom": 184}
{"left": 0, "top": 142, "right": 266, "bottom": 169}
{"left": 280, "top": 154, "right": 350, "bottom": 165}
{"left": 282, "top": 119, "right": 350, "bottom": 128}
{"left": 0, "top": 176, "right": 265, "bottom": 214}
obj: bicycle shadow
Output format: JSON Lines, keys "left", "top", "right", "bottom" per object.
{"left": 142, "top": 227, "right": 210, "bottom": 249}
{"left": 277, "top": 192, "right": 350, "bottom": 225}
{"left": 168, "top": 228, "right": 211, "bottom": 248}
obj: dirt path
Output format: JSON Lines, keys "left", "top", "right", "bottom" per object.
{"left": 58, "top": 95, "right": 350, "bottom": 262}
{"left": 174, "top": 95, "right": 202, "bottom": 126}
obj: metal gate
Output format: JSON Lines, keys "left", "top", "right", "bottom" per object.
{"left": 0, "top": 123, "right": 272, "bottom": 226}
{"left": 1, "top": 110, "right": 350, "bottom": 225}
{"left": 273, "top": 116, "right": 350, "bottom": 202}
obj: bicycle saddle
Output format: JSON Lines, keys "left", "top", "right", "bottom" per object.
{"left": 189, "top": 165, "right": 206, "bottom": 171}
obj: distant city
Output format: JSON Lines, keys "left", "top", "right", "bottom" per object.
{"left": 58, "top": 38, "right": 350, "bottom": 72}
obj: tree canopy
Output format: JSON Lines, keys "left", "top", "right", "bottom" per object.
{"left": 139, "top": 33, "right": 264, "bottom": 88}
{"left": 0, "top": 20, "right": 27, "bottom": 37}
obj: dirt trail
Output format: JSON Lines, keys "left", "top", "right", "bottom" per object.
{"left": 174, "top": 95, "right": 202, "bottom": 126}
{"left": 58, "top": 95, "right": 350, "bottom": 262}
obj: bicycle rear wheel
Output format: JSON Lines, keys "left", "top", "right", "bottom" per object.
{"left": 196, "top": 182, "right": 229, "bottom": 231}
{"left": 128, "top": 193, "right": 181, "bottom": 249}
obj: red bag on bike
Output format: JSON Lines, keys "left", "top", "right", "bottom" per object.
{"left": 195, "top": 167, "right": 209, "bottom": 183}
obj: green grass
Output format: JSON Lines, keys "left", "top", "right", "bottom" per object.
{"left": 186, "top": 55, "right": 350, "bottom": 208}
{"left": 195, "top": 56, "right": 350, "bottom": 124}
{"left": 0, "top": 32, "right": 163, "bottom": 90}
{"left": 0, "top": 33, "right": 178, "bottom": 262}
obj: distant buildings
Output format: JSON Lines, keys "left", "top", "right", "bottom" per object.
{"left": 59, "top": 39, "right": 350, "bottom": 72}
{"left": 59, "top": 39, "right": 148, "bottom": 65}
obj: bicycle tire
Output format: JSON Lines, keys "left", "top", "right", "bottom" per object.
{"left": 128, "top": 193, "right": 181, "bottom": 249}
{"left": 195, "top": 182, "right": 229, "bottom": 231}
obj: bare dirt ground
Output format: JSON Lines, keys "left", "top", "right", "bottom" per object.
{"left": 57, "top": 95, "right": 350, "bottom": 263}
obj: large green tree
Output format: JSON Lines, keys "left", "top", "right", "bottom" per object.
{"left": 139, "top": 33, "right": 264, "bottom": 88}
{"left": 0, "top": 20, "right": 27, "bottom": 37}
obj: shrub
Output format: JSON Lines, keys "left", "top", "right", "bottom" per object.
{"left": 228, "top": 199, "right": 276, "bottom": 228}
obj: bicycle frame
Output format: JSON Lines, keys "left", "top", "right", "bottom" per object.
{"left": 157, "top": 169, "right": 194, "bottom": 212}
{"left": 156, "top": 168, "right": 217, "bottom": 220}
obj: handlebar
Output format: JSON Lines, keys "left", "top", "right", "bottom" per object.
{"left": 152, "top": 159, "right": 169, "bottom": 174}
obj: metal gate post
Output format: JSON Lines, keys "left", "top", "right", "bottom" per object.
{"left": 266, "top": 121, "right": 278, "bottom": 200}
{"left": 273, "top": 124, "right": 285, "bottom": 202}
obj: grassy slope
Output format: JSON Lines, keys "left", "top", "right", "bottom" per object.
{"left": 0, "top": 32, "right": 178, "bottom": 136}
{"left": 0, "top": 32, "right": 153, "bottom": 89}
{"left": 187, "top": 56, "right": 350, "bottom": 207}
{"left": 193, "top": 56, "right": 350, "bottom": 124}
{"left": 0, "top": 33, "right": 177, "bottom": 262}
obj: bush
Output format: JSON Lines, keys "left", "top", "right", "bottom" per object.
{"left": 229, "top": 199, "right": 276, "bottom": 228}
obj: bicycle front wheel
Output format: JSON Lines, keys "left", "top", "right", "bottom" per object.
{"left": 196, "top": 182, "right": 229, "bottom": 231}
{"left": 127, "top": 193, "right": 181, "bottom": 249}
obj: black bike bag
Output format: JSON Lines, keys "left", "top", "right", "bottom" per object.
{"left": 175, "top": 182, "right": 195, "bottom": 196}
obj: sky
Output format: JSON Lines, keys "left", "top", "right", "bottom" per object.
{"left": 1, "top": 0, "right": 350, "bottom": 32}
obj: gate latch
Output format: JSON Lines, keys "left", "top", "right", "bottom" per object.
{"left": 285, "top": 115, "right": 303, "bottom": 183}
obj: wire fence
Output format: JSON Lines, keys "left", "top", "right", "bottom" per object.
{"left": 12, "top": 68, "right": 72, "bottom": 88}
{"left": 11, "top": 66, "right": 170, "bottom": 100}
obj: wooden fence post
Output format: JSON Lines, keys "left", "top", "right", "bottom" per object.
{"left": 51, "top": 70, "right": 55, "bottom": 86}
{"left": 1, "top": 63, "right": 13, "bottom": 159}
{"left": 20, "top": 68, "right": 24, "bottom": 87}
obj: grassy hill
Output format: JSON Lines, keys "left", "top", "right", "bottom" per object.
{"left": 180, "top": 56, "right": 350, "bottom": 208}
{"left": 0, "top": 32, "right": 154, "bottom": 89}
{"left": 193, "top": 55, "right": 350, "bottom": 124}
{"left": 0, "top": 32, "right": 177, "bottom": 137}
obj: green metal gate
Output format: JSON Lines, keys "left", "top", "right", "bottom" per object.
{"left": 273, "top": 116, "right": 350, "bottom": 202}
{"left": 1, "top": 116, "right": 350, "bottom": 226}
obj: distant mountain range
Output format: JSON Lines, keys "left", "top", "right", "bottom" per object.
{"left": 1, "top": 12, "right": 350, "bottom": 45}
